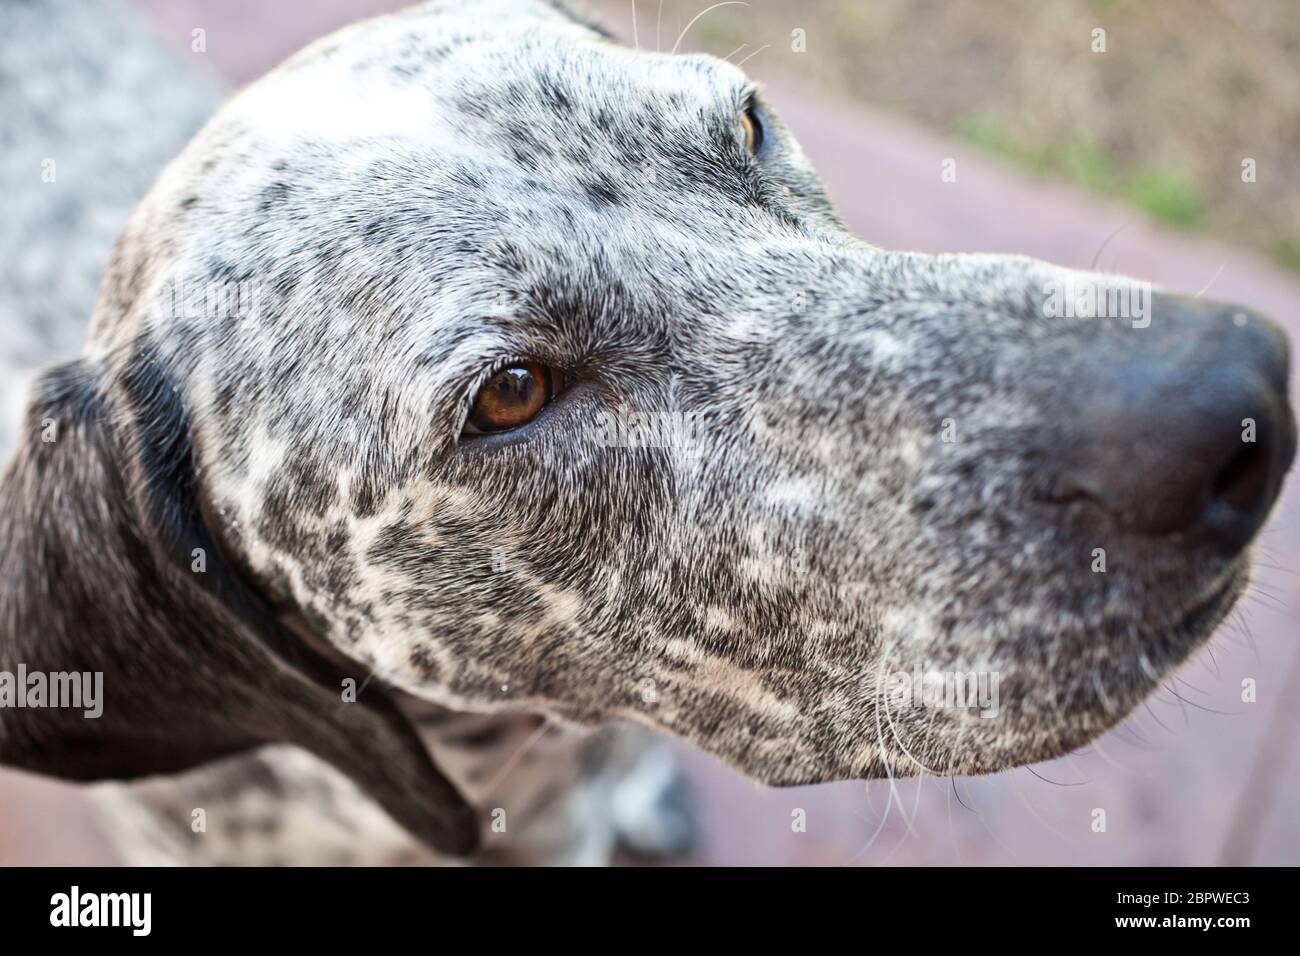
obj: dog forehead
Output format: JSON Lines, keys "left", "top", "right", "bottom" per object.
{"left": 113, "top": 7, "right": 768, "bottom": 370}
{"left": 134, "top": 2, "right": 758, "bottom": 310}
{"left": 221, "top": 5, "right": 745, "bottom": 157}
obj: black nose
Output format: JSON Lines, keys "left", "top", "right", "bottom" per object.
{"left": 1051, "top": 295, "right": 1295, "bottom": 549}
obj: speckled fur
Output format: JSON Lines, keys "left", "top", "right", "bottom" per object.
{"left": 1, "top": 0, "right": 1289, "bottom": 861}
{"left": 92, "top": 716, "right": 684, "bottom": 866}
{"left": 1, "top": 0, "right": 689, "bottom": 866}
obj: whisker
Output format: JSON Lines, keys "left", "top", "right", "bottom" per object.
{"left": 1244, "top": 589, "right": 1289, "bottom": 614}
{"left": 876, "top": 700, "right": 919, "bottom": 836}
{"left": 1062, "top": 751, "right": 1096, "bottom": 785}
{"left": 482, "top": 718, "right": 551, "bottom": 796}
{"left": 945, "top": 777, "right": 966, "bottom": 865}
{"left": 1200, "top": 643, "right": 1222, "bottom": 679}
{"left": 1158, "top": 682, "right": 1192, "bottom": 728}
{"left": 1024, "top": 764, "right": 1089, "bottom": 787}
{"left": 846, "top": 661, "right": 917, "bottom": 861}
{"left": 1142, "top": 697, "right": 1176, "bottom": 735}
{"left": 1238, "top": 608, "right": 1260, "bottom": 661}
{"left": 671, "top": 1, "right": 748, "bottom": 55}
{"left": 846, "top": 773, "right": 901, "bottom": 864}
{"left": 1215, "top": 613, "right": 1247, "bottom": 651}
{"left": 1088, "top": 223, "right": 1130, "bottom": 270}
{"left": 1171, "top": 673, "right": 1210, "bottom": 696}
{"left": 882, "top": 686, "right": 945, "bottom": 777}
{"left": 1108, "top": 716, "right": 1161, "bottom": 750}
{"left": 1164, "top": 683, "right": 1239, "bottom": 717}
{"left": 1248, "top": 578, "right": 1289, "bottom": 598}
{"left": 1192, "top": 261, "right": 1226, "bottom": 298}
{"left": 951, "top": 774, "right": 975, "bottom": 813}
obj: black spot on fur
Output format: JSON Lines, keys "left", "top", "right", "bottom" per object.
{"left": 409, "top": 644, "right": 442, "bottom": 680}
{"left": 258, "top": 181, "right": 292, "bottom": 212}
{"left": 581, "top": 175, "right": 623, "bottom": 207}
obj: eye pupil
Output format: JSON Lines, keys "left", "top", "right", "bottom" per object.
{"left": 492, "top": 367, "right": 533, "bottom": 399}
{"left": 466, "top": 362, "right": 553, "bottom": 433}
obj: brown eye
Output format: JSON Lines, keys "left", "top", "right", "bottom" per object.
{"left": 465, "top": 362, "right": 556, "bottom": 434}
{"left": 739, "top": 103, "right": 763, "bottom": 155}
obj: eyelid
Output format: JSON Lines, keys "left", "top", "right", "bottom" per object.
{"left": 739, "top": 90, "right": 767, "bottom": 156}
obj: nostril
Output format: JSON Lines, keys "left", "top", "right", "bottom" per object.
{"left": 1211, "top": 438, "right": 1270, "bottom": 515}
{"left": 1037, "top": 297, "right": 1293, "bottom": 544}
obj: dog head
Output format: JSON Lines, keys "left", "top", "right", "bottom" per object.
{"left": 2, "top": 0, "right": 1293, "bottom": 854}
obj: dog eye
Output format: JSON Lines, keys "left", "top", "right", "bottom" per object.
{"left": 464, "top": 362, "right": 559, "bottom": 434}
{"left": 739, "top": 102, "right": 764, "bottom": 155}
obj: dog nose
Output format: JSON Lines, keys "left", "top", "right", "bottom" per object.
{"left": 1050, "top": 295, "right": 1295, "bottom": 548}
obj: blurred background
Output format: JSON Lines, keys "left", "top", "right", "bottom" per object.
{"left": 2, "top": 0, "right": 1298, "bottom": 865}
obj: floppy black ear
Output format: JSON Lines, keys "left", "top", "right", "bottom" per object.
{"left": 0, "top": 353, "right": 478, "bottom": 856}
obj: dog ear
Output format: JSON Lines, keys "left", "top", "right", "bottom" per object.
{"left": 0, "top": 352, "right": 479, "bottom": 857}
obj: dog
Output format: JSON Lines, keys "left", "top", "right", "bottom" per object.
{"left": 1, "top": 0, "right": 1294, "bottom": 864}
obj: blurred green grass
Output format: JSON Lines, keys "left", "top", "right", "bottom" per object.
{"left": 958, "top": 114, "right": 1205, "bottom": 229}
